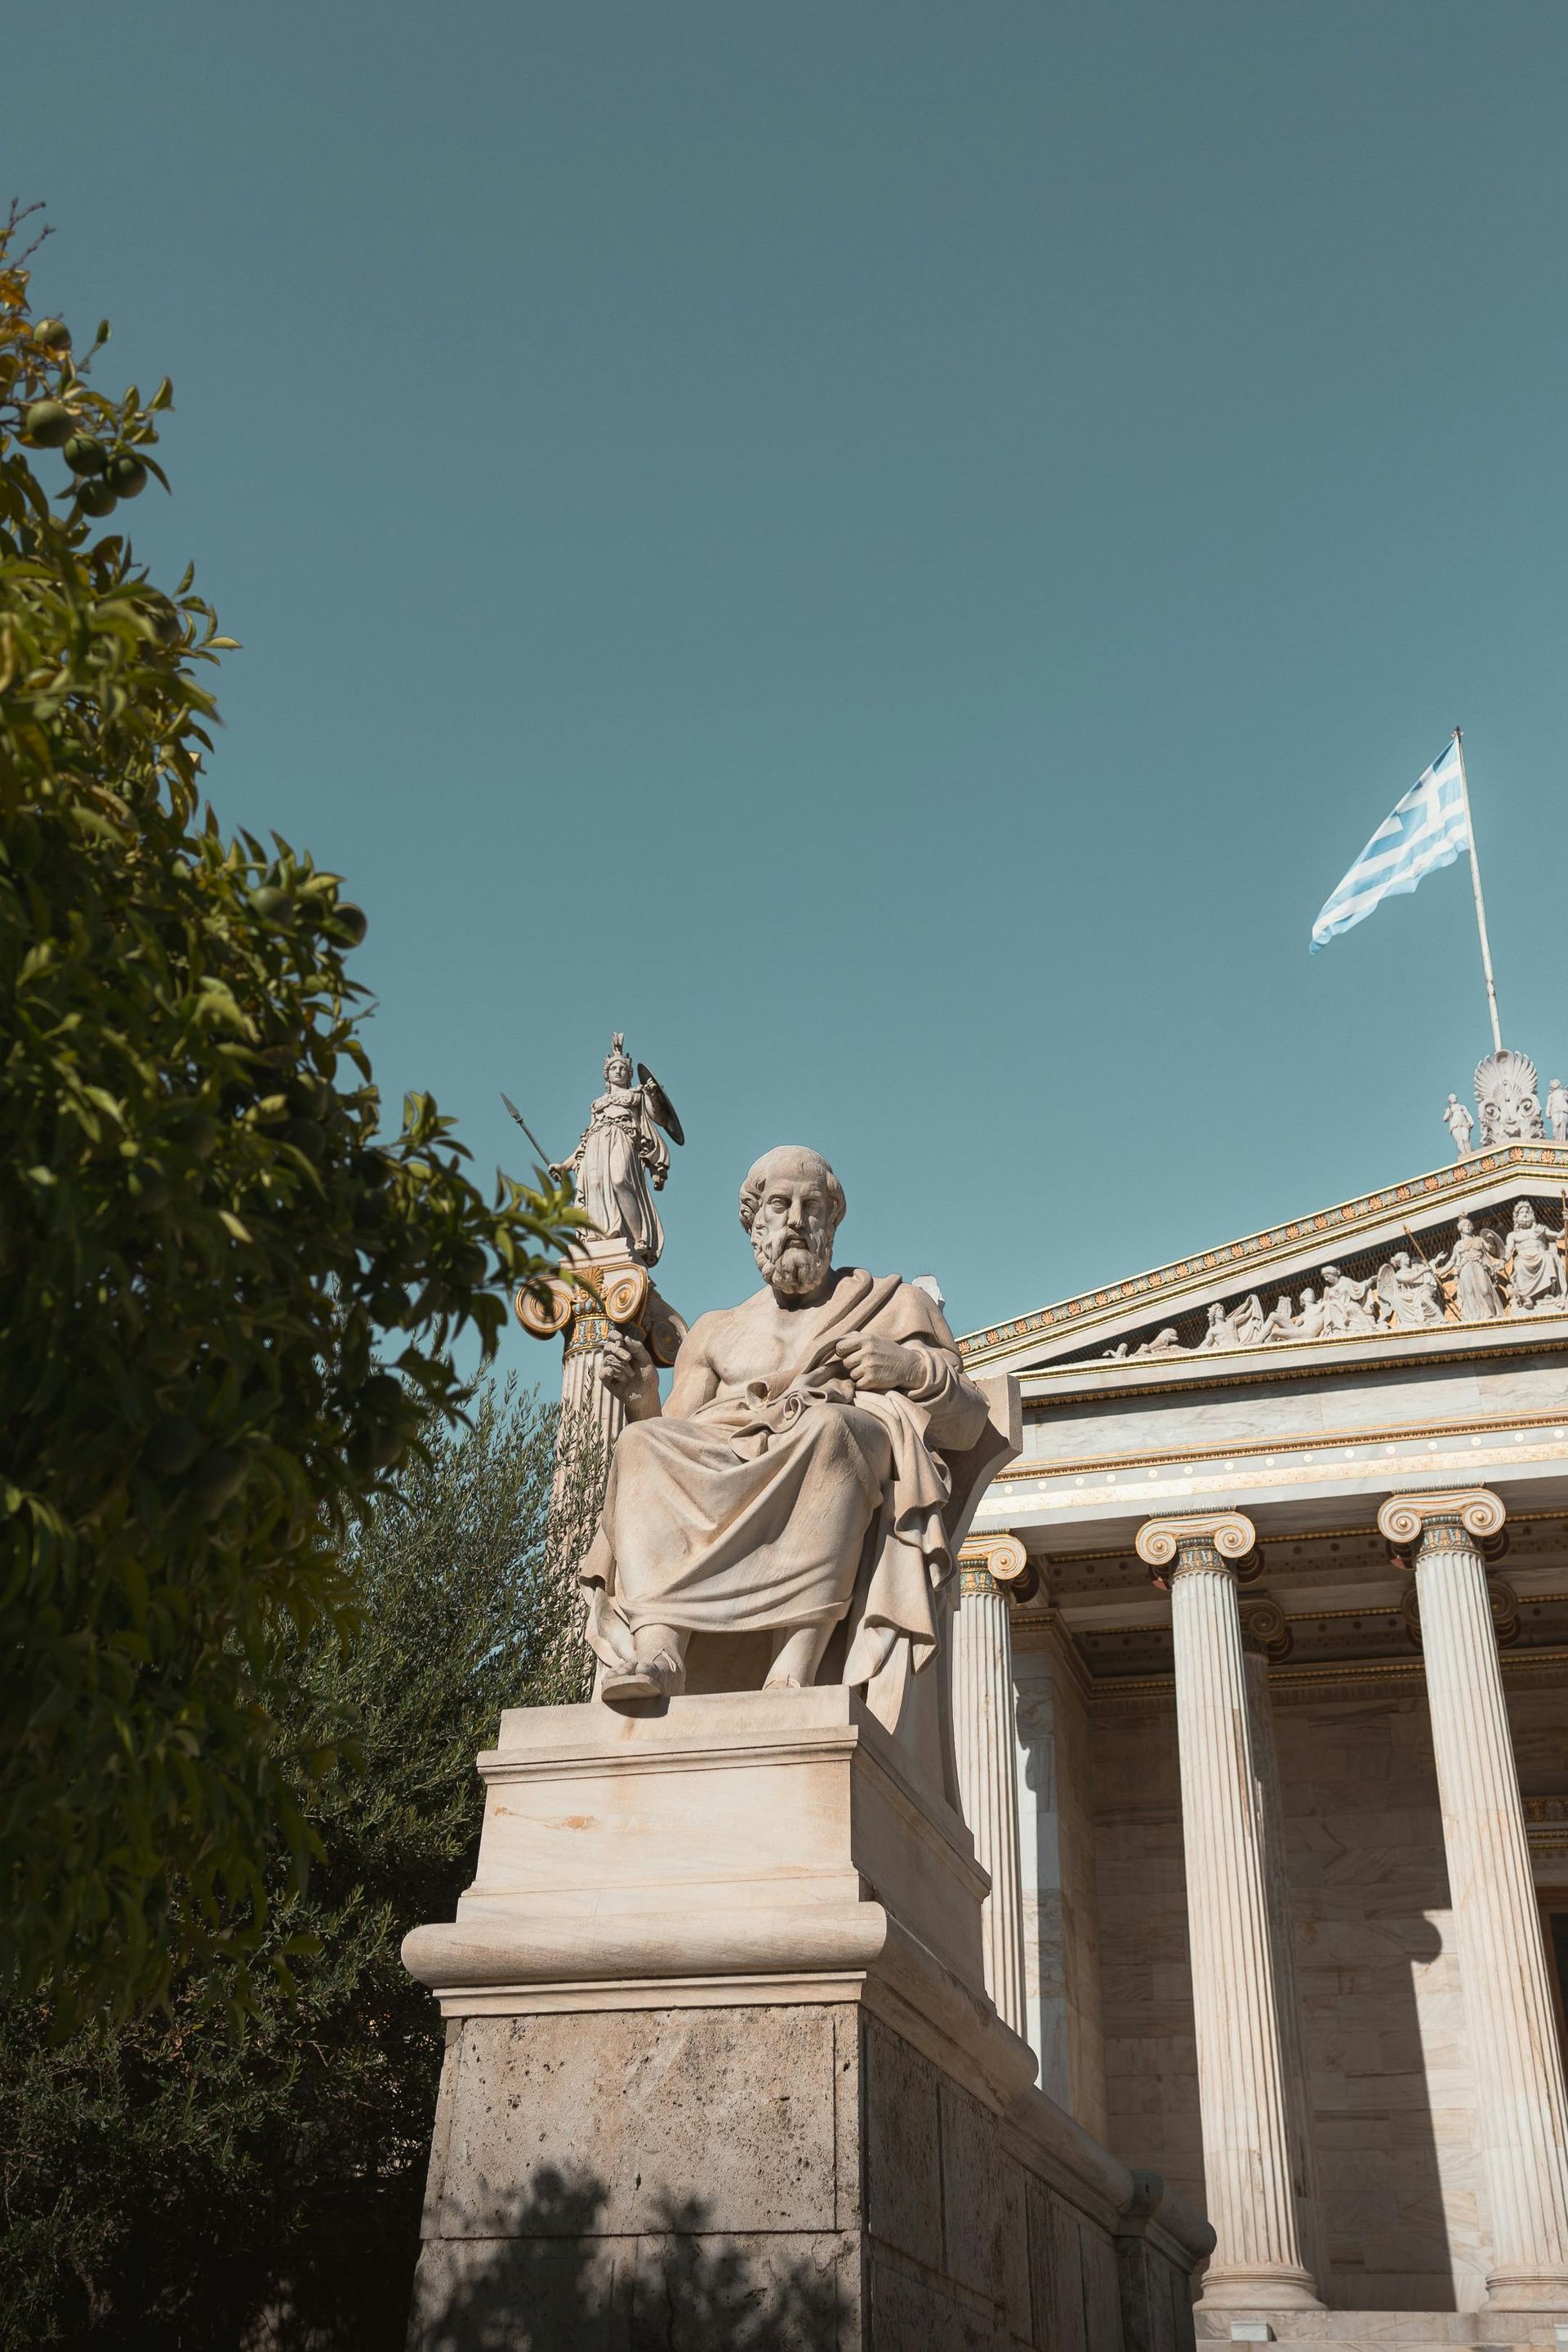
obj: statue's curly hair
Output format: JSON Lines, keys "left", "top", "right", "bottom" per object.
{"left": 738, "top": 1147, "right": 846, "bottom": 1236}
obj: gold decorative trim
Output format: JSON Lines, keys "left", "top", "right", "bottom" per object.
{"left": 514, "top": 1275, "right": 576, "bottom": 1339}
{"left": 1084, "top": 1642, "right": 1568, "bottom": 1710}
{"left": 1526, "top": 1796, "right": 1568, "bottom": 1851}
{"left": 1067, "top": 1589, "right": 1568, "bottom": 1646}
{"left": 514, "top": 1256, "right": 688, "bottom": 1367}
{"left": 958, "top": 1532, "right": 1029, "bottom": 1582}
{"left": 1024, "top": 1507, "right": 1568, "bottom": 1572}
{"left": 1134, "top": 1510, "right": 1259, "bottom": 1584}
{"left": 1378, "top": 1488, "right": 1505, "bottom": 1550}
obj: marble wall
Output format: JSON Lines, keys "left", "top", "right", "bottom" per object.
{"left": 1089, "top": 1703, "right": 1204, "bottom": 2213}
{"left": 1080, "top": 1671, "right": 1568, "bottom": 2315}
{"left": 1276, "top": 1690, "right": 1481, "bottom": 2313}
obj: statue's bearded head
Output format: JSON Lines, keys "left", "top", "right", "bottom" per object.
{"left": 739, "top": 1146, "right": 846, "bottom": 1299}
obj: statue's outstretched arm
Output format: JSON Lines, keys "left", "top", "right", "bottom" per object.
{"left": 548, "top": 1126, "right": 589, "bottom": 1184}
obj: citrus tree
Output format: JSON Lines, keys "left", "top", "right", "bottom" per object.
{"left": 0, "top": 1384, "right": 599, "bottom": 2352}
{"left": 0, "top": 208, "right": 578, "bottom": 2020}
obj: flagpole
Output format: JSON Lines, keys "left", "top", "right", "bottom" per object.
{"left": 1453, "top": 727, "right": 1503, "bottom": 1055}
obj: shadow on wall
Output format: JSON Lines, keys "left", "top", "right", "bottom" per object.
{"left": 407, "top": 2166, "right": 844, "bottom": 2352}
{"left": 1285, "top": 1700, "right": 1459, "bottom": 2313}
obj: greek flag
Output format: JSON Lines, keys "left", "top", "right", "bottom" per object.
{"left": 1310, "top": 738, "right": 1469, "bottom": 953}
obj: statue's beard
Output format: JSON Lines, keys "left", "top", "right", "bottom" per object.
{"left": 752, "top": 1227, "right": 831, "bottom": 1298}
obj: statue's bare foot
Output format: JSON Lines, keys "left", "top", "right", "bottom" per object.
{"left": 764, "top": 1625, "right": 829, "bottom": 1690}
{"left": 601, "top": 1648, "right": 684, "bottom": 1706}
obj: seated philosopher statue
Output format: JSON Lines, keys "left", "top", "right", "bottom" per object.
{"left": 584, "top": 1146, "right": 1003, "bottom": 1731}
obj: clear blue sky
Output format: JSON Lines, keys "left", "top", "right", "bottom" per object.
{"left": 11, "top": 3, "right": 1568, "bottom": 1359}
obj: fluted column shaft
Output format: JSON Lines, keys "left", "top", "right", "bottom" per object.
{"left": 1138, "top": 1512, "right": 1319, "bottom": 2312}
{"left": 951, "top": 1555, "right": 1028, "bottom": 2038}
{"left": 1240, "top": 1636, "right": 1325, "bottom": 2292}
{"left": 1380, "top": 1489, "right": 1568, "bottom": 2313}
{"left": 552, "top": 1307, "right": 625, "bottom": 1524}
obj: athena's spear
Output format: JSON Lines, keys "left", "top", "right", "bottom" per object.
{"left": 500, "top": 1091, "right": 555, "bottom": 1169}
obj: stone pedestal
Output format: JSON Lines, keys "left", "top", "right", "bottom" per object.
{"left": 402, "top": 1687, "right": 1213, "bottom": 2350}
{"left": 1379, "top": 1490, "right": 1568, "bottom": 2317}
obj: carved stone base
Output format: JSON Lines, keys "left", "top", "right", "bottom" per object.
{"left": 401, "top": 1690, "right": 1212, "bottom": 2350}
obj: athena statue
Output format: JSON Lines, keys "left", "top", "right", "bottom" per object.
{"left": 550, "top": 1036, "right": 684, "bottom": 1267}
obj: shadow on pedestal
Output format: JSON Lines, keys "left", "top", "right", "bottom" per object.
{"left": 408, "top": 2165, "right": 841, "bottom": 2352}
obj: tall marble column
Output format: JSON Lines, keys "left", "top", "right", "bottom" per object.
{"left": 1135, "top": 1511, "right": 1321, "bottom": 2313}
{"left": 951, "top": 1534, "right": 1031, "bottom": 2039}
{"left": 515, "top": 1250, "right": 686, "bottom": 1532}
{"left": 1378, "top": 1488, "right": 1568, "bottom": 2313}
{"left": 1237, "top": 1595, "right": 1325, "bottom": 2297}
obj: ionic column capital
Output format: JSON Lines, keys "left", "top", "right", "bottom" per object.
{"left": 1377, "top": 1487, "right": 1505, "bottom": 1554}
{"left": 1239, "top": 1592, "right": 1293, "bottom": 1662}
{"left": 957, "top": 1531, "right": 1032, "bottom": 1601}
{"left": 1135, "top": 1509, "right": 1258, "bottom": 1583}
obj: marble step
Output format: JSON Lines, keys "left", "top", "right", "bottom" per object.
{"left": 1196, "top": 2314, "right": 1568, "bottom": 2350}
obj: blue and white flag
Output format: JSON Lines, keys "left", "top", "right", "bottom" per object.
{"left": 1310, "top": 738, "right": 1469, "bottom": 953}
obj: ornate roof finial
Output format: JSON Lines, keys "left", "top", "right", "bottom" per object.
{"left": 1473, "top": 1047, "right": 1544, "bottom": 1148}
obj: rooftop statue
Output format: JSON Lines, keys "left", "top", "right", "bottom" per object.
{"left": 1548, "top": 1078, "right": 1568, "bottom": 1144}
{"left": 548, "top": 1034, "right": 684, "bottom": 1267}
{"left": 582, "top": 1145, "right": 1000, "bottom": 1728}
{"left": 1443, "top": 1094, "right": 1475, "bottom": 1158}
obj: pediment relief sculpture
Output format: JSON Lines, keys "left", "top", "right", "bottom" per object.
{"left": 1089, "top": 1193, "right": 1568, "bottom": 1363}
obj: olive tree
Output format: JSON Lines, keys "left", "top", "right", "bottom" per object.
{"left": 0, "top": 208, "right": 578, "bottom": 2019}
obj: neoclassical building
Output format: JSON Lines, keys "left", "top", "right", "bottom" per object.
{"left": 956, "top": 1104, "right": 1568, "bottom": 2339}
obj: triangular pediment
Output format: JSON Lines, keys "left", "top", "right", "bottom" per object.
{"left": 958, "top": 1141, "right": 1568, "bottom": 1385}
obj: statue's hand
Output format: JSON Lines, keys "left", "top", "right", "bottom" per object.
{"left": 834, "top": 1332, "right": 921, "bottom": 1393}
{"left": 599, "top": 1328, "right": 662, "bottom": 1421}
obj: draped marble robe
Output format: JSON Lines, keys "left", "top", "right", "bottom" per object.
{"left": 581, "top": 1270, "right": 998, "bottom": 1731}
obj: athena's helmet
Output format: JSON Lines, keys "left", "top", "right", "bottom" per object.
{"left": 604, "top": 1032, "right": 633, "bottom": 1086}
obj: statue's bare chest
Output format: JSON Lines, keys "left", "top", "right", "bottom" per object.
{"left": 704, "top": 1303, "right": 828, "bottom": 1391}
